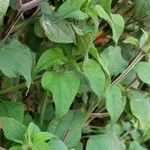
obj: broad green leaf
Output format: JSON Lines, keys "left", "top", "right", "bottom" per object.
{"left": 0, "top": 101, "right": 24, "bottom": 122}
{"left": 0, "top": 0, "right": 10, "bottom": 25}
{"left": 98, "top": 0, "right": 112, "bottom": 14}
{"left": 76, "top": 32, "right": 92, "bottom": 56}
{"left": 32, "top": 143, "right": 51, "bottom": 150}
{"left": 134, "top": 62, "right": 150, "bottom": 84}
{"left": 83, "top": 59, "right": 106, "bottom": 98}
{"left": 86, "top": 131, "right": 125, "bottom": 150}
{"left": 124, "top": 36, "right": 139, "bottom": 47}
{"left": 42, "top": 71, "right": 80, "bottom": 117}
{"left": 62, "top": 10, "right": 88, "bottom": 20}
{"left": 0, "top": 117, "right": 27, "bottom": 143}
{"left": 0, "top": 39, "right": 32, "bottom": 88}
{"left": 105, "top": 86, "right": 126, "bottom": 123}
{"left": 40, "top": 14, "right": 75, "bottom": 43}
{"left": 35, "top": 48, "right": 68, "bottom": 72}
{"left": 134, "top": 0, "right": 150, "bottom": 18}
{"left": 100, "top": 46, "right": 128, "bottom": 75}
{"left": 95, "top": 5, "right": 124, "bottom": 43}
{"left": 48, "top": 111, "right": 83, "bottom": 148}
{"left": 33, "top": 132, "right": 54, "bottom": 143}
{"left": 9, "top": 146, "right": 22, "bottom": 150}
{"left": 57, "top": 0, "right": 86, "bottom": 17}
{"left": 128, "top": 141, "right": 147, "bottom": 150}
{"left": 48, "top": 137, "right": 68, "bottom": 150}
{"left": 129, "top": 91, "right": 150, "bottom": 131}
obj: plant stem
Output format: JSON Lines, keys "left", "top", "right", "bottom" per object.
{"left": 40, "top": 91, "right": 49, "bottom": 125}
{"left": 0, "top": 79, "right": 40, "bottom": 95}
{"left": 20, "top": 0, "right": 45, "bottom": 12}
{"left": 0, "top": 83, "right": 26, "bottom": 95}
{"left": 110, "top": 51, "right": 144, "bottom": 86}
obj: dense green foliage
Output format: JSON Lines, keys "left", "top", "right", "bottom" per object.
{"left": 0, "top": 0, "right": 150, "bottom": 149}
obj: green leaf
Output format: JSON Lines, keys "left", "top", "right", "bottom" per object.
{"left": 40, "top": 14, "right": 75, "bottom": 43}
{"left": 0, "top": 39, "right": 32, "bottom": 88}
{"left": 0, "top": 101, "right": 24, "bottom": 122}
{"left": 33, "top": 132, "right": 54, "bottom": 144}
{"left": 83, "top": 59, "right": 106, "bottom": 98}
{"left": 100, "top": 46, "right": 128, "bottom": 75}
{"left": 86, "top": 131, "right": 125, "bottom": 150}
{"left": 123, "top": 36, "right": 139, "bottom": 47}
{"left": 134, "top": 62, "right": 150, "bottom": 84}
{"left": 35, "top": 48, "right": 68, "bottom": 73}
{"left": 76, "top": 32, "right": 92, "bottom": 56}
{"left": 134, "top": 0, "right": 150, "bottom": 18}
{"left": 0, "top": 0, "right": 10, "bottom": 25}
{"left": 105, "top": 86, "right": 126, "bottom": 123}
{"left": 48, "top": 111, "right": 83, "bottom": 148}
{"left": 0, "top": 117, "right": 27, "bottom": 143}
{"left": 9, "top": 146, "right": 22, "bottom": 150}
{"left": 48, "top": 137, "right": 68, "bottom": 150}
{"left": 62, "top": 10, "right": 88, "bottom": 20}
{"left": 26, "top": 122, "right": 40, "bottom": 142}
{"left": 57, "top": 0, "right": 86, "bottom": 17}
{"left": 98, "top": 0, "right": 112, "bottom": 14}
{"left": 95, "top": 5, "right": 124, "bottom": 43}
{"left": 42, "top": 71, "right": 80, "bottom": 117}
{"left": 32, "top": 143, "right": 51, "bottom": 150}
{"left": 129, "top": 91, "right": 150, "bottom": 131}
{"left": 128, "top": 141, "right": 147, "bottom": 150}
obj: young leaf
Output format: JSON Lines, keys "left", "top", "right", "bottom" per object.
{"left": 134, "top": 62, "right": 150, "bottom": 84}
{"left": 33, "top": 132, "right": 54, "bottom": 144}
{"left": 0, "top": 0, "right": 10, "bottom": 25}
{"left": 86, "top": 131, "right": 125, "bottom": 150}
{"left": 0, "top": 101, "right": 24, "bottom": 122}
{"left": 95, "top": 5, "right": 124, "bottom": 43}
{"left": 83, "top": 59, "right": 106, "bottom": 98}
{"left": 26, "top": 122, "right": 40, "bottom": 142}
{"left": 42, "top": 71, "right": 80, "bottom": 117}
{"left": 129, "top": 91, "right": 150, "bottom": 132}
{"left": 123, "top": 36, "right": 139, "bottom": 47}
{"left": 40, "top": 14, "right": 75, "bottom": 43}
{"left": 105, "top": 86, "right": 126, "bottom": 123}
{"left": 35, "top": 48, "right": 68, "bottom": 73}
{"left": 48, "top": 111, "right": 83, "bottom": 148}
{"left": 0, "top": 39, "right": 32, "bottom": 88}
{"left": 0, "top": 117, "right": 27, "bottom": 143}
